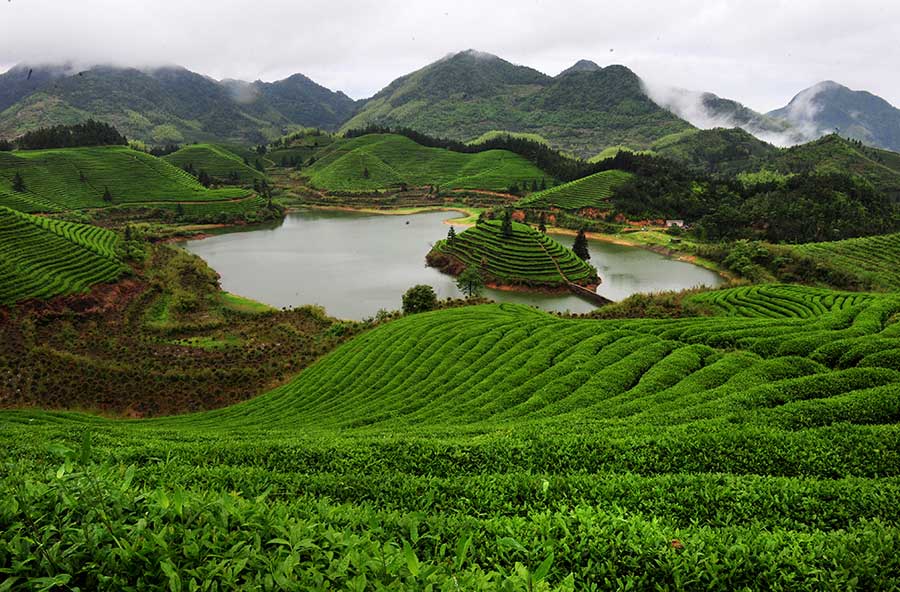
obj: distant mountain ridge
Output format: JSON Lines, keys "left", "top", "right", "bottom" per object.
{"left": 341, "top": 50, "right": 692, "bottom": 157}
{"left": 0, "top": 63, "right": 356, "bottom": 145}
{"left": 2, "top": 53, "right": 899, "bottom": 156}
{"left": 768, "top": 81, "right": 900, "bottom": 152}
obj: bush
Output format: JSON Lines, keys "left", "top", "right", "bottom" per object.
{"left": 402, "top": 285, "right": 438, "bottom": 314}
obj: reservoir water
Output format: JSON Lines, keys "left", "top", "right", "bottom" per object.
{"left": 181, "top": 209, "right": 724, "bottom": 319}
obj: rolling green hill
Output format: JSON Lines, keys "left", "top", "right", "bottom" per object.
{"left": 516, "top": 169, "right": 632, "bottom": 210}
{"left": 0, "top": 146, "right": 247, "bottom": 213}
{"left": 304, "top": 133, "right": 550, "bottom": 192}
{"left": 0, "top": 205, "right": 126, "bottom": 304}
{"left": 791, "top": 232, "right": 900, "bottom": 290}
{"left": 3, "top": 286, "right": 900, "bottom": 588}
{"left": 341, "top": 51, "right": 692, "bottom": 157}
{"left": 162, "top": 144, "right": 265, "bottom": 183}
{"left": 651, "top": 128, "right": 780, "bottom": 174}
{"left": 428, "top": 219, "right": 597, "bottom": 287}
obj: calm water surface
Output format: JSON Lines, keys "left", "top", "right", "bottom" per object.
{"left": 181, "top": 210, "right": 723, "bottom": 319}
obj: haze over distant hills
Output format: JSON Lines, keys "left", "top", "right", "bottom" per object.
{"left": 1, "top": 50, "right": 900, "bottom": 155}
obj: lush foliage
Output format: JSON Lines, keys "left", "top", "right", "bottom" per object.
{"left": 15, "top": 119, "right": 128, "bottom": 150}
{"left": 428, "top": 219, "right": 597, "bottom": 287}
{"left": 4, "top": 287, "right": 900, "bottom": 588}
{"left": 0, "top": 243, "right": 354, "bottom": 415}
{"left": 793, "top": 232, "right": 900, "bottom": 290}
{"left": 0, "top": 206, "right": 126, "bottom": 305}
{"left": 401, "top": 285, "right": 438, "bottom": 314}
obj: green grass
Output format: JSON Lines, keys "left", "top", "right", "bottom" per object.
{"left": 0, "top": 146, "right": 247, "bottom": 213}
{"left": 467, "top": 130, "right": 553, "bottom": 146}
{"left": 162, "top": 144, "right": 265, "bottom": 183}
{"left": 516, "top": 169, "right": 632, "bottom": 210}
{"left": 431, "top": 219, "right": 597, "bottom": 286}
{"left": 0, "top": 205, "right": 126, "bottom": 305}
{"left": 4, "top": 286, "right": 900, "bottom": 588}
{"left": 791, "top": 232, "right": 900, "bottom": 290}
{"left": 304, "top": 133, "right": 550, "bottom": 192}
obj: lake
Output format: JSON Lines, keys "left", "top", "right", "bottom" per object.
{"left": 180, "top": 209, "right": 723, "bottom": 319}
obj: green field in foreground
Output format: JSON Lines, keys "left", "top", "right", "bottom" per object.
{"left": 0, "top": 205, "right": 126, "bottom": 304}
{"left": 3, "top": 284, "right": 900, "bottom": 588}
{"left": 430, "top": 219, "right": 597, "bottom": 287}
{"left": 162, "top": 144, "right": 266, "bottom": 183}
{"left": 516, "top": 169, "right": 632, "bottom": 210}
{"left": 0, "top": 146, "right": 246, "bottom": 213}
{"left": 304, "top": 133, "right": 551, "bottom": 192}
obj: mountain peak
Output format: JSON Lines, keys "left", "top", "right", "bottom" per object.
{"left": 558, "top": 59, "right": 602, "bottom": 77}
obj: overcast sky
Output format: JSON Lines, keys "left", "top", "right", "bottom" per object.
{"left": 1, "top": 0, "right": 898, "bottom": 111}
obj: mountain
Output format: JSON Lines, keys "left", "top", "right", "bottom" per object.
{"left": 557, "top": 59, "right": 602, "bottom": 77}
{"left": 651, "top": 128, "right": 780, "bottom": 175}
{"left": 769, "top": 81, "right": 900, "bottom": 152}
{"left": 341, "top": 50, "right": 692, "bottom": 157}
{"left": 0, "top": 64, "right": 357, "bottom": 145}
{"left": 646, "top": 85, "right": 803, "bottom": 147}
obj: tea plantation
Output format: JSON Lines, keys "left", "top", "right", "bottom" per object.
{"left": 429, "top": 219, "right": 597, "bottom": 287}
{"left": 516, "top": 169, "right": 632, "bottom": 210}
{"left": 3, "top": 285, "right": 900, "bottom": 589}
{"left": 304, "top": 133, "right": 550, "bottom": 192}
{"left": 0, "top": 146, "right": 247, "bottom": 213}
{"left": 0, "top": 205, "right": 126, "bottom": 304}
{"left": 793, "top": 232, "right": 900, "bottom": 290}
{"left": 162, "top": 144, "right": 266, "bottom": 183}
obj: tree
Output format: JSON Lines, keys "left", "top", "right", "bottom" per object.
{"left": 476, "top": 211, "right": 486, "bottom": 225}
{"left": 0, "top": 139, "right": 13, "bottom": 151}
{"left": 363, "top": 167, "right": 370, "bottom": 179}
{"left": 402, "top": 285, "right": 437, "bottom": 314}
{"left": 501, "top": 209, "right": 513, "bottom": 239}
{"left": 176, "top": 203, "right": 185, "bottom": 217}
{"left": 102, "top": 186, "right": 112, "bottom": 202}
{"left": 198, "top": 170, "right": 212, "bottom": 188}
{"left": 530, "top": 179, "right": 538, "bottom": 192}
{"left": 538, "top": 211, "right": 547, "bottom": 233}
{"left": 12, "top": 171, "right": 25, "bottom": 192}
{"left": 456, "top": 264, "right": 485, "bottom": 299}
{"left": 447, "top": 226, "right": 457, "bottom": 245}
{"left": 540, "top": 178, "right": 547, "bottom": 191}
{"left": 573, "top": 229, "right": 590, "bottom": 261}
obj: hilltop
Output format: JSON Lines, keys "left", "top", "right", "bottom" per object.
{"left": 769, "top": 81, "right": 900, "bottom": 152}
{"left": 341, "top": 51, "right": 692, "bottom": 157}
{"left": 303, "top": 133, "right": 550, "bottom": 192}
{"left": 0, "top": 146, "right": 246, "bottom": 212}
{"left": 427, "top": 219, "right": 597, "bottom": 288}
{"left": 162, "top": 144, "right": 266, "bottom": 183}
{"left": 0, "top": 205, "right": 126, "bottom": 304}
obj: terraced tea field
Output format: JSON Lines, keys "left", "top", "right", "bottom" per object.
{"left": 0, "top": 146, "right": 247, "bottom": 213}
{"left": 429, "top": 219, "right": 597, "bottom": 287}
{"left": 0, "top": 205, "right": 126, "bottom": 304}
{"left": 3, "top": 286, "right": 900, "bottom": 589}
{"left": 793, "top": 232, "right": 900, "bottom": 290}
{"left": 690, "top": 284, "right": 873, "bottom": 319}
{"left": 516, "top": 169, "right": 632, "bottom": 210}
{"left": 162, "top": 144, "right": 265, "bottom": 183}
{"left": 304, "top": 133, "right": 550, "bottom": 192}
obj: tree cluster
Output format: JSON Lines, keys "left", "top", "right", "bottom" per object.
{"left": 16, "top": 119, "right": 127, "bottom": 150}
